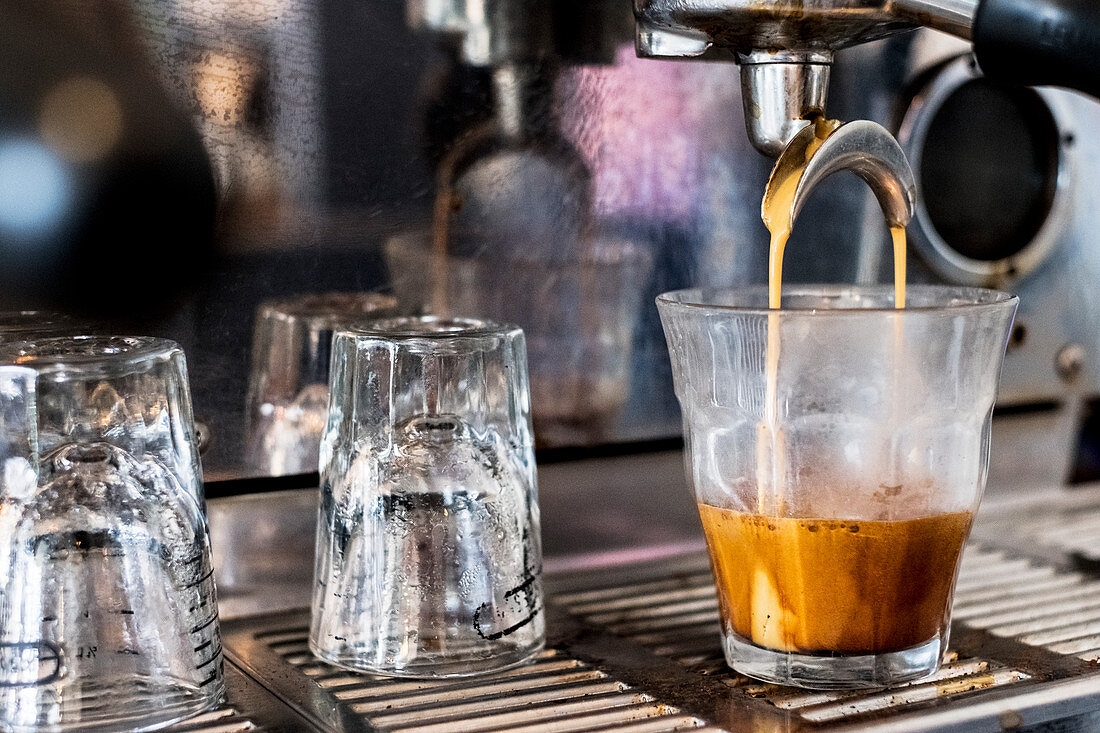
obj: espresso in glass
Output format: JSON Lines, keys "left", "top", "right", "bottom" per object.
{"left": 699, "top": 502, "right": 972, "bottom": 656}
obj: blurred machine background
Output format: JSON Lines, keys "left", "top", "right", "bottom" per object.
{"left": 2, "top": 0, "right": 1100, "bottom": 492}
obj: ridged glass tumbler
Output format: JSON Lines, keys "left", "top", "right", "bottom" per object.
{"left": 245, "top": 292, "right": 397, "bottom": 475}
{"left": 657, "top": 285, "right": 1017, "bottom": 689}
{"left": 310, "top": 316, "right": 545, "bottom": 677}
{"left": 0, "top": 336, "right": 222, "bottom": 730}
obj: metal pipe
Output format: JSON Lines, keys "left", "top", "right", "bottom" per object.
{"left": 890, "top": 0, "right": 979, "bottom": 40}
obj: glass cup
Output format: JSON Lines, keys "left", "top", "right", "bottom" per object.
{"left": 0, "top": 336, "right": 205, "bottom": 507}
{"left": 0, "top": 312, "right": 78, "bottom": 344}
{"left": 245, "top": 292, "right": 398, "bottom": 476}
{"left": 385, "top": 231, "right": 653, "bottom": 447}
{"left": 0, "top": 337, "right": 223, "bottom": 730}
{"left": 657, "top": 285, "right": 1018, "bottom": 689}
{"left": 310, "top": 316, "right": 545, "bottom": 677}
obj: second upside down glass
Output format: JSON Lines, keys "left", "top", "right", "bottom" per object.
{"left": 310, "top": 316, "right": 544, "bottom": 678}
{"left": 658, "top": 285, "right": 1017, "bottom": 689}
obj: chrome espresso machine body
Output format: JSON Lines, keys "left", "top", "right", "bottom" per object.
{"left": 5, "top": 0, "right": 1100, "bottom": 488}
{"left": 626, "top": 0, "right": 1100, "bottom": 491}
{"left": 405, "top": 0, "right": 1100, "bottom": 490}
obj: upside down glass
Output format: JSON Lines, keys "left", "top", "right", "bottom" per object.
{"left": 657, "top": 286, "right": 1018, "bottom": 689}
{"left": 245, "top": 292, "right": 397, "bottom": 475}
{"left": 0, "top": 336, "right": 206, "bottom": 507}
{"left": 0, "top": 337, "right": 222, "bottom": 730}
{"left": 310, "top": 316, "right": 544, "bottom": 677}
{"left": 385, "top": 232, "right": 653, "bottom": 448}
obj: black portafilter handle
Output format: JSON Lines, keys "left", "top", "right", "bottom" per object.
{"left": 973, "top": 0, "right": 1100, "bottom": 99}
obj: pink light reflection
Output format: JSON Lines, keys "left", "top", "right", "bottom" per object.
{"left": 558, "top": 45, "right": 740, "bottom": 223}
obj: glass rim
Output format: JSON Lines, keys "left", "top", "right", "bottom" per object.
{"left": 0, "top": 335, "right": 183, "bottom": 377}
{"left": 656, "top": 284, "right": 1018, "bottom": 316}
{"left": 385, "top": 229, "right": 653, "bottom": 270}
{"left": 258, "top": 292, "right": 398, "bottom": 329}
{"left": 335, "top": 315, "right": 521, "bottom": 341}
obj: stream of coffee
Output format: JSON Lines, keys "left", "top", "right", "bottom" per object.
{"left": 755, "top": 119, "right": 834, "bottom": 516}
{"left": 754, "top": 118, "right": 908, "bottom": 515}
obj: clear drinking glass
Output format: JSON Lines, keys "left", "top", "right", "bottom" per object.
{"left": 0, "top": 336, "right": 205, "bottom": 507}
{"left": 657, "top": 285, "right": 1018, "bottom": 689}
{"left": 245, "top": 292, "right": 398, "bottom": 475}
{"left": 310, "top": 316, "right": 545, "bottom": 677}
{"left": 0, "top": 312, "right": 77, "bottom": 344}
{"left": 0, "top": 337, "right": 222, "bottom": 730}
{"left": 385, "top": 232, "right": 653, "bottom": 447}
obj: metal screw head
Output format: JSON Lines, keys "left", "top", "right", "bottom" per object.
{"left": 194, "top": 419, "right": 212, "bottom": 455}
{"left": 1055, "top": 344, "right": 1086, "bottom": 383}
{"left": 1007, "top": 323, "right": 1027, "bottom": 351}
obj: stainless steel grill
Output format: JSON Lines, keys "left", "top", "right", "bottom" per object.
{"left": 974, "top": 485, "right": 1100, "bottom": 565}
{"left": 954, "top": 551, "right": 1100, "bottom": 661}
{"left": 161, "top": 664, "right": 318, "bottom": 732}
{"left": 165, "top": 707, "right": 257, "bottom": 733}
{"left": 167, "top": 482, "right": 1100, "bottom": 732}
{"left": 224, "top": 617, "right": 714, "bottom": 732}
{"left": 207, "top": 541, "right": 1100, "bottom": 732}
{"left": 554, "top": 548, "right": 1049, "bottom": 725}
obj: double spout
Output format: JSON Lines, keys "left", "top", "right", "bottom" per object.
{"left": 764, "top": 119, "right": 917, "bottom": 233}
{"left": 635, "top": 0, "right": 1100, "bottom": 156}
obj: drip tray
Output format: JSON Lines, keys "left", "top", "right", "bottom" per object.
{"left": 161, "top": 663, "right": 317, "bottom": 732}
{"left": 213, "top": 541, "right": 1100, "bottom": 732}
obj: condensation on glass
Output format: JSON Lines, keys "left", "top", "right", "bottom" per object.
{"left": 311, "top": 316, "right": 545, "bottom": 678}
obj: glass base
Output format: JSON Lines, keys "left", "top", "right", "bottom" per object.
{"left": 309, "top": 638, "right": 545, "bottom": 679}
{"left": 723, "top": 631, "right": 945, "bottom": 690}
{"left": 2, "top": 677, "right": 224, "bottom": 732}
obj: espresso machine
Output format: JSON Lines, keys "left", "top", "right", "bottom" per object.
{"left": 625, "top": 0, "right": 1100, "bottom": 493}
{"left": 634, "top": 0, "right": 1100, "bottom": 155}
{"left": 8, "top": 0, "right": 1100, "bottom": 729}
{"left": 399, "top": 0, "right": 1100, "bottom": 492}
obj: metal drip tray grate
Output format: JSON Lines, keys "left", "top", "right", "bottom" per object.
{"left": 743, "top": 657, "right": 1028, "bottom": 723}
{"left": 555, "top": 545, "right": 1100, "bottom": 729}
{"left": 223, "top": 613, "right": 714, "bottom": 732}
{"left": 284, "top": 639, "right": 709, "bottom": 732}
{"left": 212, "top": 541, "right": 1100, "bottom": 732}
{"left": 159, "top": 663, "right": 319, "bottom": 732}
{"left": 953, "top": 548, "right": 1100, "bottom": 661}
{"left": 165, "top": 706, "right": 258, "bottom": 733}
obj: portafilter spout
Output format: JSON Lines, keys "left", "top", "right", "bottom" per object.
{"left": 763, "top": 120, "right": 917, "bottom": 231}
{"left": 741, "top": 51, "right": 832, "bottom": 159}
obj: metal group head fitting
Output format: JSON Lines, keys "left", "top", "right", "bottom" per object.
{"left": 632, "top": 0, "right": 979, "bottom": 156}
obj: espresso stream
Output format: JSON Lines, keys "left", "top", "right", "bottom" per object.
{"left": 760, "top": 118, "right": 908, "bottom": 312}
{"left": 699, "top": 118, "right": 968, "bottom": 656}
